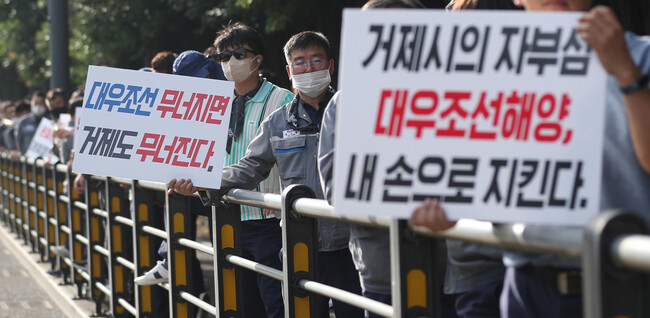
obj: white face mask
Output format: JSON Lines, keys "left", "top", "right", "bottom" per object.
{"left": 291, "top": 69, "right": 331, "bottom": 98}
{"left": 32, "top": 105, "right": 47, "bottom": 116}
{"left": 222, "top": 56, "right": 259, "bottom": 82}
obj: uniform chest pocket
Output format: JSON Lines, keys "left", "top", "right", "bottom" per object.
{"left": 271, "top": 136, "right": 306, "bottom": 180}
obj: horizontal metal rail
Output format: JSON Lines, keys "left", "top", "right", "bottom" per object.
{"left": 39, "top": 237, "right": 47, "bottom": 246}
{"left": 137, "top": 180, "right": 166, "bottom": 192}
{"left": 178, "top": 291, "right": 217, "bottom": 316}
{"left": 299, "top": 278, "right": 394, "bottom": 318}
{"left": 37, "top": 186, "right": 45, "bottom": 192}
{"left": 117, "top": 297, "right": 137, "bottom": 316}
{"left": 47, "top": 190, "right": 56, "bottom": 197}
{"left": 110, "top": 176, "right": 132, "bottom": 185}
{"left": 116, "top": 256, "right": 135, "bottom": 271}
{"left": 141, "top": 225, "right": 167, "bottom": 239}
{"left": 79, "top": 269, "right": 90, "bottom": 282}
{"left": 55, "top": 164, "right": 68, "bottom": 174}
{"left": 92, "top": 208, "right": 108, "bottom": 218}
{"left": 38, "top": 211, "right": 46, "bottom": 218}
{"left": 73, "top": 201, "right": 87, "bottom": 210}
{"left": 225, "top": 254, "right": 283, "bottom": 281}
{"left": 94, "top": 245, "right": 110, "bottom": 257}
{"left": 224, "top": 189, "right": 282, "bottom": 210}
{"left": 74, "top": 234, "right": 89, "bottom": 245}
{"left": 58, "top": 195, "right": 69, "bottom": 203}
{"left": 60, "top": 225, "right": 71, "bottom": 235}
{"left": 177, "top": 238, "right": 213, "bottom": 255}
{"left": 114, "top": 216, "right": 134, "bottom": 227}
{"left": 612, "top": 234, "right": 650, "bottom": 274}
{"left": 413, "top": 220, "right": 583, "bottom": 259}
{"left": 95, "top": 281, "right": 111, "bottom": 296}
{"left": 29, "top": 206, "right": 36, "bottom": 213}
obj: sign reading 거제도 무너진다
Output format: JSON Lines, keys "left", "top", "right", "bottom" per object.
{"left": 72, "top": 65, "right": 234, "bottom": 189}
{"left": 333, "top": 9, "right": 607, "bottom": 225}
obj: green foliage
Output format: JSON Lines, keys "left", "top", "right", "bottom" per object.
{"left": 0, "top": 0, "right": 451, "bottom": 100}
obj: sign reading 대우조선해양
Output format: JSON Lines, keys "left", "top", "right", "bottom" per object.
{"left": 332, "top": 9, "right": 607, "bottom": 226}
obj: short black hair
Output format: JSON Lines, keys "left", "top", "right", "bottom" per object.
{"left": 14, "top": 100, "right": 31, "bottom": 115}
{"left": 151, "top": 51, "right": 177, "bottom": 74}
{"left": 32, "top": 90, "right": 45, "bottom": 99}
{"left": 46, "top": 88, "right": 67, "bottom": 102}
{"left": 69, "top": 97, "right": 84, "bottom": 117}
{"left": 362, "top": 0, "right": 425, "bottom": 9}
{"left": 213, "top": 22, "right": 264, "bottom": 56}
{"left": 283, "top": 31, "right": 331, "bottom": 63}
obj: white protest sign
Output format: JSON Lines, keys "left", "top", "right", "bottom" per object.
{"left": 333, "top": 10, "right": 607, "bottom": 225}
{"left": 25, "top": 119, "right": 55, "bottom": 159}
{"left": 72, "top": 65, "right": 234, "bottom": 188}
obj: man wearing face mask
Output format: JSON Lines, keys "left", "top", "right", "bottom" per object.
{"left": 14, "top": 90, "right": 51, "bottom": 155}
{"left": 169, "top": 30, "right": 363, "bottom": 318}
{"left": 167, "top": 23, "right": 293, "bottom": 318}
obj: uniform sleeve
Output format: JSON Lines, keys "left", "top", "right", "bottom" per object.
{"left": 318, "top": 92, "right": 339, "bottom": 203}
{"left": 200, "top": 118, "right": 278, "bottom": 206}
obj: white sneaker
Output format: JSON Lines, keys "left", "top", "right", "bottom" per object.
{"left": 51, "top": 245, "right": 70, "bottom": 258}
{"left": 134, "top": 260, "right": 168, "bottom": 285}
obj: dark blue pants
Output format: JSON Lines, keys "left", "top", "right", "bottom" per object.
{"left": 363, "top": 291, "right": 391, "bottom": 318}
{"left": 454, "top": 280, "right": 503, "bottom": 318}
{"left": 317, "top": 248, "right": 364, "bottom": 318}
{"left": 240, "top": 218, "right": 284, "bottom": 318}
{"left": 500, "top": 266, "right": 582, "bottom": 318}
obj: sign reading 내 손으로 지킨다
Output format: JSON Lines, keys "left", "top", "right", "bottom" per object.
{"left": 333, "top": 9, "right": 607, "bottom": 226}
{"left": 72, "top": 65, "right": 234, "bottom": 189}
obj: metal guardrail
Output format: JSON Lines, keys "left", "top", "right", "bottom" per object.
{"left": 0, "top": 154, "right": 649, "bottom": 318}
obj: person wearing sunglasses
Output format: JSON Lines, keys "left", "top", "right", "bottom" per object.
{"left": 176, "top": 22, "right": 293, "bottom": 318}
{"left": 169, "top": 31, "right": 364, "bottom": 318}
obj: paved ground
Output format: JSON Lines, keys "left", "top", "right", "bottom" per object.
{"left": 0, "top": 222, "right": 91, "bottom": 318}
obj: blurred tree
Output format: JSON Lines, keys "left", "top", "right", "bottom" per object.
{"left": 0, "top": 0, "right": 645, "bottom": 101}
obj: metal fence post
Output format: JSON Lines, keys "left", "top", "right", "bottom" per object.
{"left": 213, "top": 202, "right": 244, "bottom": 317}
{"left": 0, "top": 155, "right": 5, "bottom": 224}
{"left": 166, "top": 191, "right": 197, "bottom": 318}
{"left": 86, "top": 177, "right": 108, "bottom": 316}
{"left": 53, "top": 163, "right": 71, "bottom": 284}
{"left": 390, "top": 219, "right": 443, "bottom": 318}
{"left": 281, "top": 184, "right": 320, "bottom": 318}
{"left": 20, "top": 157, "right": 30, "bottom": 246}
{"left": 106, "top": 178, "right": 133, "bottom": 318}
{"left": 9, "top": 158, "right": 19, "bottom": 235}
{"left": 67, "top": 169, "right": 87, "bottom": 298}
{"left": 35, "top": 159, "right": 47, "bottom": 261}
{"left": 27, "top": 159, "right": 38, "bottom": 253}
{"left": 45, "top": 160, "right": 58, "bottom": 271}
{"left": 132, "top": 180, "right": 166, "bottom": 317}
{"left": 583, "top": 211, "right": 650, "bottom": 318}
{"left": 15, "top": 158, "right": 24, "bottom": 240}
{"left": 0, "top": 154, "right": 7, "bottom": 224}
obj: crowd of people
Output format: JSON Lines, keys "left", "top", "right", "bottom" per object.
{"left": 2, "top": 0, "right": 649, "bottom": 317}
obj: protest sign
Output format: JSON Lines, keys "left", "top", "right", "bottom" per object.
{"left": 333, "top": 9, "right": 607, "bottom": 225}
{"left": 25, "top": 119, "right": 55, "bottom": 160}
{"left": 73, "top": 66, "right": 234, "bottom": 188}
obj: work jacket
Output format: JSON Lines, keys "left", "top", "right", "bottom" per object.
{"left": 203, "top": 89, "right": 350, "bottom": 251}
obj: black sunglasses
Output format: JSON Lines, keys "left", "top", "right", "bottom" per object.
{"left": 211, "top": 48, "right": 257, "bottom": 62}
